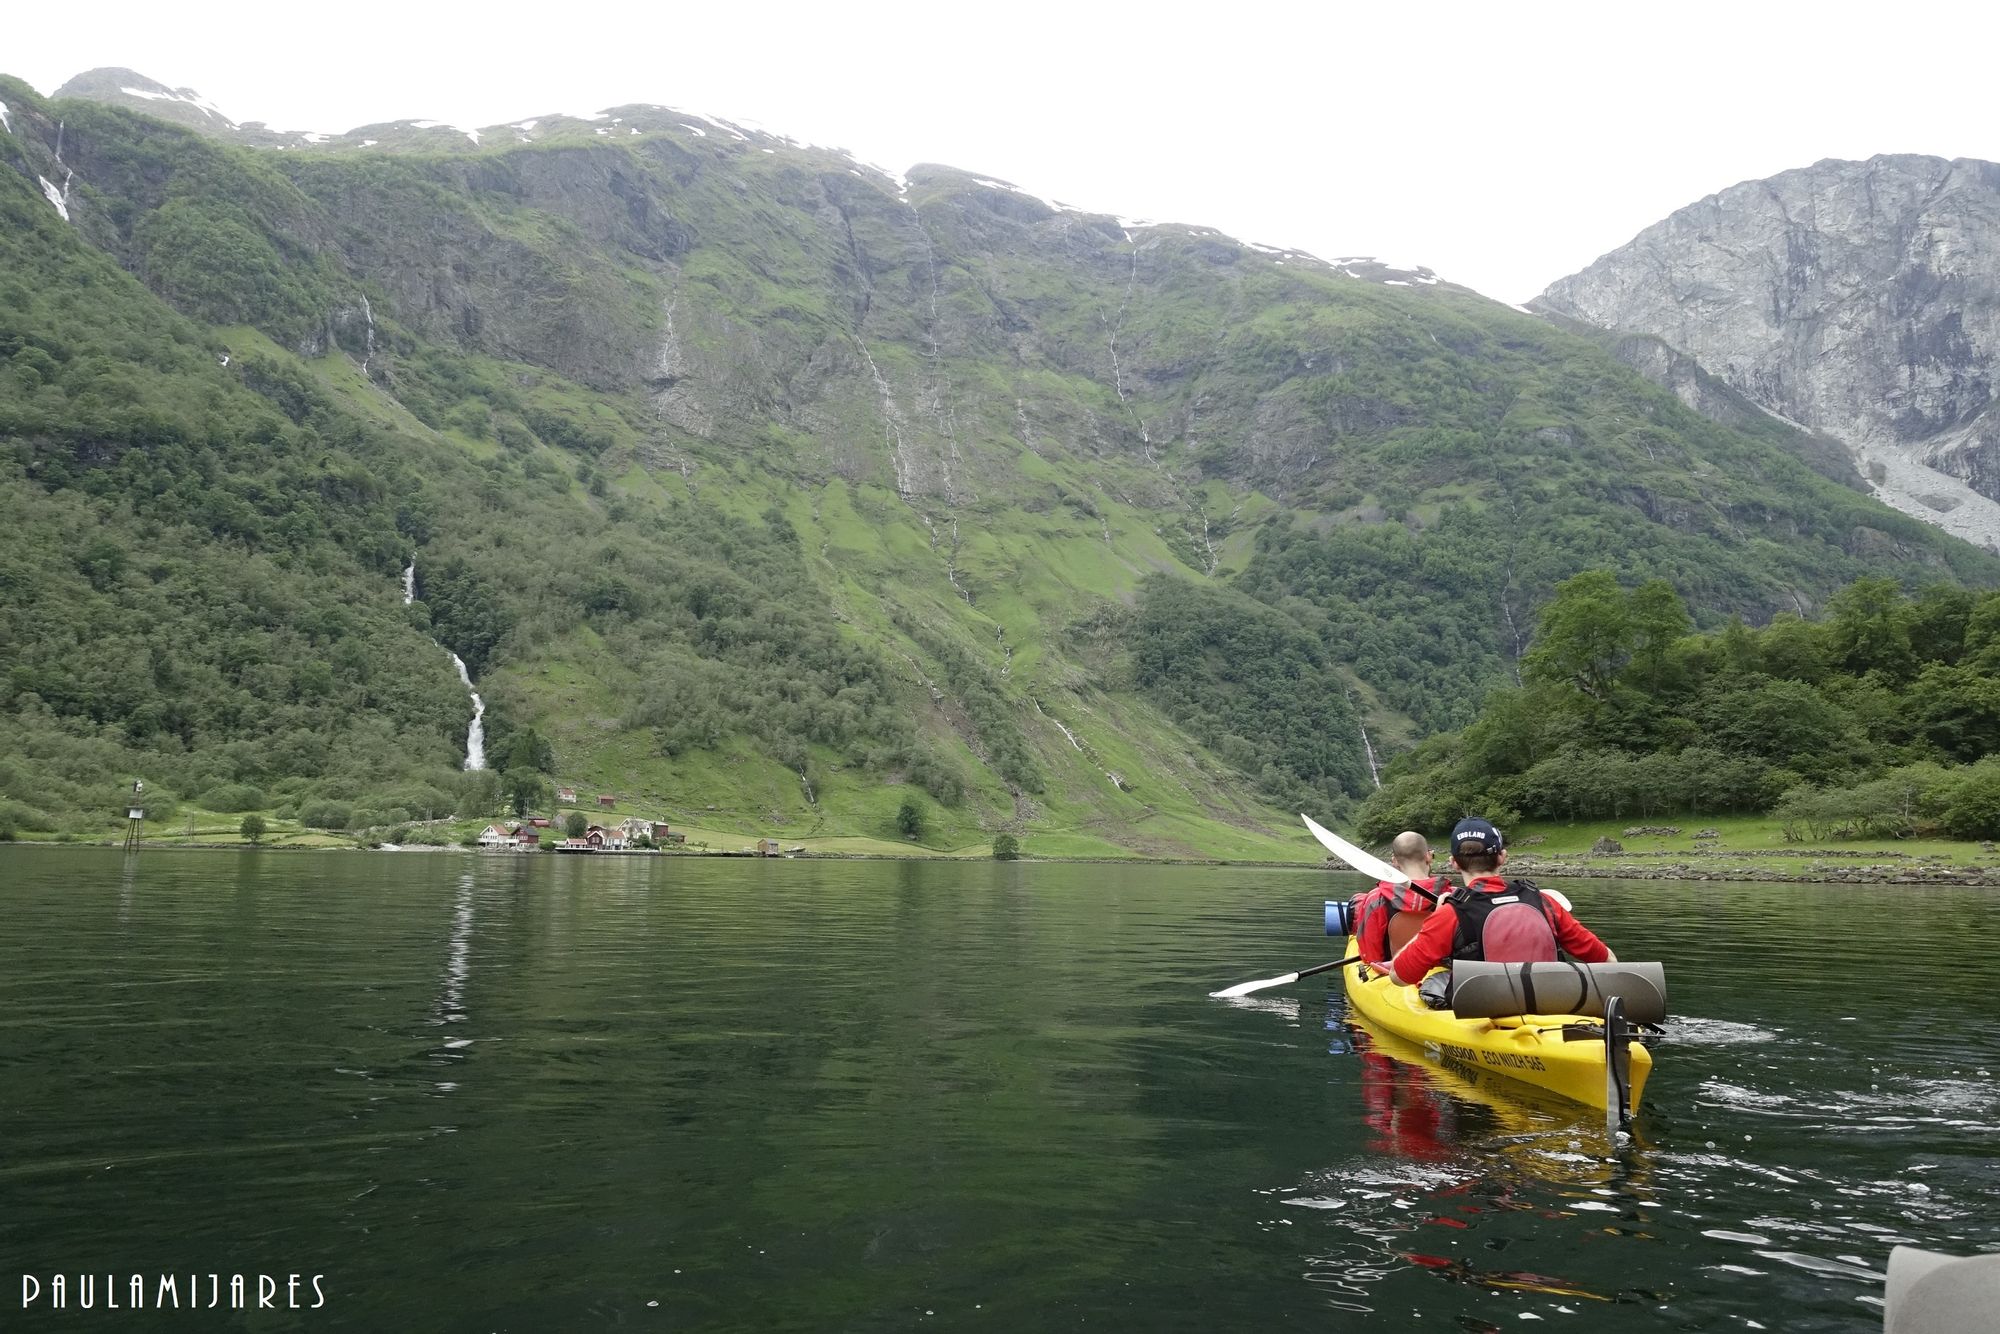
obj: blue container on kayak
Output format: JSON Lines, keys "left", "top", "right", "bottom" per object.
{"left": 1326, "top": 898, "right": 1358, "bottom": 936}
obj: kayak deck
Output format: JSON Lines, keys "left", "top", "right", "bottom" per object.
{"left": 1345, "top": 961, "right": 1651, "bottom": 1117}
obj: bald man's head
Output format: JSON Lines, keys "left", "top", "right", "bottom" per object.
{"left": 1389, "top": 831, "right": 1431, "bottom": 877}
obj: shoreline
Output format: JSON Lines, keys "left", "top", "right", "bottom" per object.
{"left": 0, "top": 840, "right": 1318, "bottom": 868}
{"left": 1507, "top": 855, "right": 2000, "bottom": 888}
{"left": 7, "top": 841, "right": 2000, "bottom": 884}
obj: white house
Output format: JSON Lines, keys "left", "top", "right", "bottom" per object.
{"left": 477, "top": 824, "right": 513, "bottom": 848}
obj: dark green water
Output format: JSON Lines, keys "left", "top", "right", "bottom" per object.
{"left": 3, "top": 849, "right": 1997, "bottom": 1331}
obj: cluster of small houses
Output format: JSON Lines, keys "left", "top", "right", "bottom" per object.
{"left": 475, "top": 789, "right": 786, "bottom": 856}
{"left": 475, "top": 815, "right": 688, "bottom": 853}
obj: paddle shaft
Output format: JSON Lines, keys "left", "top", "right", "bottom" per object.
{"left": 1212, "top": 953, "right": 1366, "bottom": 998}
{"left": 1295, "top": 954, "right": 1362, "bottom": 983}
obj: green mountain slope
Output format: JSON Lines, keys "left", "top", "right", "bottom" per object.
{"left": 3, "top": 71, "right": 1993, "bottom": 855}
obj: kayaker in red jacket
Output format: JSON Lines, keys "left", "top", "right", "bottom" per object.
{"left": 1354, "top": 831, "right": 1446, "bottom": 968}
{"left": 1386, "top": 818, "right": 1615, "bottom": 987}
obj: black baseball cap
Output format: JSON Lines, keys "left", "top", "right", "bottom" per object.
{"left": 1450, "top": 818, "right": 1504, "bottom": 857}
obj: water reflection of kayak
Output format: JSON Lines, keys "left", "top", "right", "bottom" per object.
{"left": 1341, "top": 1018, "right": 1627, "bottom": 1307}
{"left": 1345, "top": 959, "right": 1653, "bottom": 1125}
{"left": 1349, "top": 1011, "right": 1585, "bottom": 1141}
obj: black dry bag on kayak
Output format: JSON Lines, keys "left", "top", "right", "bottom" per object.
{"left": 1447, "top": 960, "right": 1667, "bottom": 1024}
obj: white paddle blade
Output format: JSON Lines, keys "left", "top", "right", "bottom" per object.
{"left": 1544, "top": 887, "right": 1574, "bottom": 911}
{"left": 1301, "top": 813, "right": 1406, "bottom": 883}
{"left": 1210, "top": 971, "right": 1301, "bottom": 999}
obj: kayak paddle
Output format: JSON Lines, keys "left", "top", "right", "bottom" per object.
{"left": 1302, "top": 812, "right": 1406, "bottom": 882}
{"left": 1210, "top": 954, "right": 1364, "bottom": 999}
{"left": 1302, "top": 813, "right": 1443, "bottom": 904}
{"left": 1298, "top": 814, "right": 1572, "bottom": 910}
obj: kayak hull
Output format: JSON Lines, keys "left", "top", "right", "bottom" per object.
{"left": 1344, "top": 961, "right": 1652, "bottom": 1118}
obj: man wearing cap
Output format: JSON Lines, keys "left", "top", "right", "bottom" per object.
{"left": 1383, "top": 817, "right": 1615, "bottom": 987}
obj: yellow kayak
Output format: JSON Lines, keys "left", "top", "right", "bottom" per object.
{"left": 1344, "top": 959, "right": 1652, "bottom": 1125}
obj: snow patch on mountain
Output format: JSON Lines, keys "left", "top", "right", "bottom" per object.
{"left": 120, "top": 84, "right": 233, "bottom": 125}
{"left": 1332, "top": 255, "right": 1444, "bottom": 285}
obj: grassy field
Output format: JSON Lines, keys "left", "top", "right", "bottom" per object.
{"left": 16, "top": 802, "right": 1324, "bottom": 863}
{"left": 1509, "top": 815, "right": 1997, "bottom": 876}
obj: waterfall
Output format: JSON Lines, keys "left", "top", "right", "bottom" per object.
{"left": 1349, "top": 691, "right": 1382, "bottom": 789}
{"left": 359, "top": 295, "right": 377, "bottom": 378}
{"left": 1038, "top": 700, "right": 1086, "bottom": 752}
{"left": 1034, "top": 698, "right": 1124, "bottom": 789}
{"left": 405, "top": 560, "right": 484, "bottom": 770}
{"left": 857, "top": 338, "right": 916, "bottom": 498}
{"left": 450, "top": 652, "right": 486, "bottom": 771}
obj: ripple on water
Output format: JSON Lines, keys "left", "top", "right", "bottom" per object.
{"left": 1752, "top": 1250, "right": 1884, "bottom": 1282}
{"left": 1896, "top": 1077, "right": 2000, "bottom": 1115}
{"left": 1670, "top": 1016, "right": 1782, "bottom": 1045}
{"left": 1693, "top": 1072, "right": 2000, "bottom": 1137}
{"left": 1697, "top": 1079, "right": 1796, "bottom": 1110}
{"left": 1217, "top": 995, "right": 1301, "bottom": 1024}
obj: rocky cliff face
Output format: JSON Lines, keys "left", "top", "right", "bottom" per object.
{"left": 1537, "top": 155, "right": 2000, "bottom": 549}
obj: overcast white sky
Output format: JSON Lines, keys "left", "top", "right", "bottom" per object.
{"left": 11, "top": 1, "right": 1998, "bottom": 302}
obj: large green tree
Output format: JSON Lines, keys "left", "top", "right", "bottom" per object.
{"left": 1521, "top": 570, "right": 1636, "bottom": 704}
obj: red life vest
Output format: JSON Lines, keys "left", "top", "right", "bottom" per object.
{"left": 1358, "top": 878, "right": 1444, "bottom": 957}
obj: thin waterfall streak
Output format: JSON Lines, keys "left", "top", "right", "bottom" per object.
{"left": 450, "top": 653, "right": 486, "bottom": 771}
{"left": 405, "top": 560, "right": 483, "bottom": 769}
{"left": 1348, "top": 690, "right": 1382, "bottom": 788}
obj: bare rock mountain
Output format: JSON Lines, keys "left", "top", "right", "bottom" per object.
{"left": 1536, "top": 154, "right": 2000, "bottom": 549}
{"left": 52, "top": 68, "right": 238, "bottom": 135}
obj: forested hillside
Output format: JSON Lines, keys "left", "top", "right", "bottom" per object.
{"left": 1359, "top": 574, "right": 2000, "bottom": 842}
{"left": 3, "top": 69, "right": 1995, "bottom": 855}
